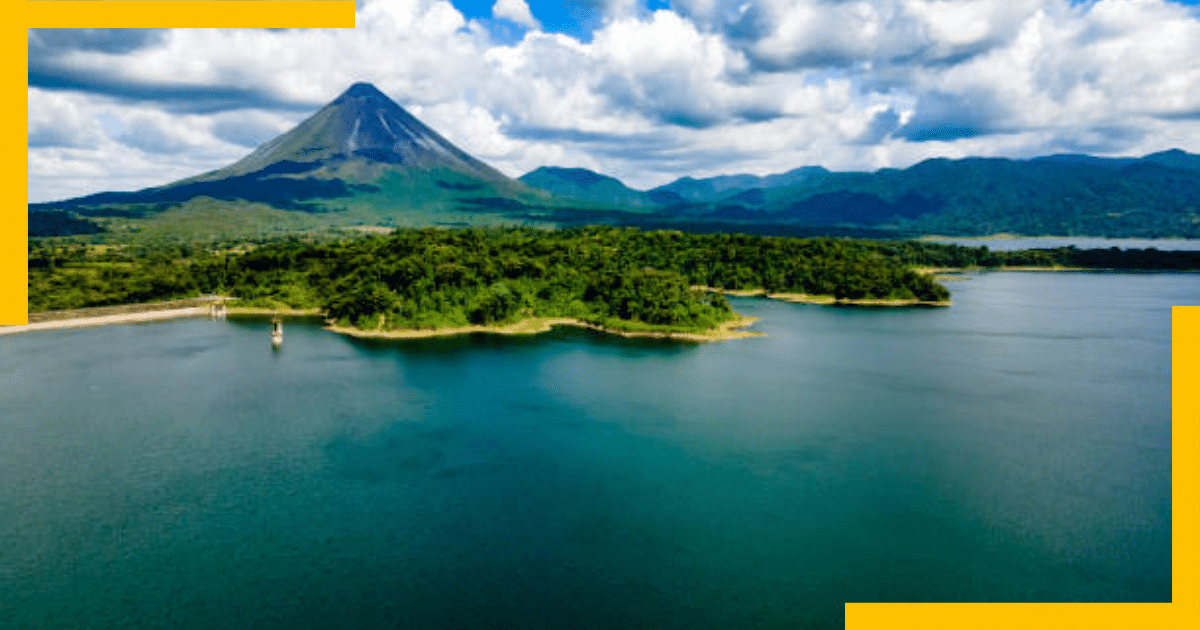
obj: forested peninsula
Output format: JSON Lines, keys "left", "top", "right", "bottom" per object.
{"left": 28, "top": 226, "right": 1200, "bottom": 338}
{"left": 27, "top": 226, "right": 953, "bottom": 338}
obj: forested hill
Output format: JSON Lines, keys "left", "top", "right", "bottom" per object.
{"left": 28, "top": 227, "right": 952, "bottom": 333}
{"left": 519, "top": 150, "right": 1200, "bottom": 238}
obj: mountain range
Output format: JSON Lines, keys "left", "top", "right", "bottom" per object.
{"left": 520, "top": 151, "right": 1200, "bottom": 238}
{"left": 30, "top": 82, "right": 1200, "bottom": 239}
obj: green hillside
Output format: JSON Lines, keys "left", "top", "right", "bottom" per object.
{"left": 522, "top": 151, "right": 1200, "bottom": 238}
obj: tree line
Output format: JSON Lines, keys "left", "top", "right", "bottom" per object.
{"left": 33, "top": 227, "right": 1200, "bottom": 330}
{"left": 34, "top": 228, "right": 1200, "bottom": 331}
{"left": 29, "top": 226, "right": 955, "bottom": 332}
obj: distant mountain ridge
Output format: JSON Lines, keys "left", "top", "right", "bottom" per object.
{"left": 518, "top": 167, "right": 663, "bottom": 209}
{"left": 649, "top": 166, "right": 830, "bottom": 202}
{"left": 516, "top": 150, "right": 1200, "bottom": 238}
{"left": 26, "top": 82, "right": 1200, "bottom": 239}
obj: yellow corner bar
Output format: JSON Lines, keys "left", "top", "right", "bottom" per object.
{"left": 847, "top": 602, "right": 1179, "bottom": 629}
{"left": 848, "top": 306, "right": 1196, "bottom": 628}
{"left": 4, "top": 13, "right": 28, "bottom": 325}
{"left": 22, "top": 2, "right": 356, "bottom": 29}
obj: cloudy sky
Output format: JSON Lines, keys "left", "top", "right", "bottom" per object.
{"left": 27, "top": 0, "right": 1200, "bottom": 202}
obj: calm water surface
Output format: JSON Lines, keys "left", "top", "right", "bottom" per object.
{"left": 0, "top": 272, "right": 1189, "bottom": 628}
{"left": 929, "top": 237, "right": 1200, "bottom": 251}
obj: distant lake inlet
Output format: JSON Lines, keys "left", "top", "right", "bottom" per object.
{"left": 928, "top": 236, "right": 1200, "bottom": 251}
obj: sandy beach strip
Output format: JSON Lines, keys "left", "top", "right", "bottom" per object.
{"left": 325, "top": 317, "right": 582, "bottom": 340}
{"left": 326, "top": 314, "right": 764, "bottom": 343}
{"left": 225, "top": 307, "right": 324, "bottom": 317}
{"left": 5, "top": 301, "right": 761, "bottom": 342}
{"left": 910, "top": 265, "right": 1199, "bottom": 273}
{"left": 5, "top": 296, "right": 236, "bottom": 336}
{"left": 691, "top": 286, "right": 951, "bottom": 307}
{"left": 1, "top": 307, "right": 210, "bottom": 336}
{"left": 765, "top": 292, "right": 951, "bottom": 307}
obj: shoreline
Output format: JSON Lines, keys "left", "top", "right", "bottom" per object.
{"left": 4, "top": 303, "right": 761, "bottom": 341}
{"left": 24, "top": 296, "right": 234, "bottom": 324}
{"left": 326, "top": 314, "right": 764, "bottom": 343}
{"left": 913, "top": 265, "right": 1095, "bottom": 273}
{"left": 5, "top": 296, "right": 236, "bottom": 335}
{"left": 693, "top": 286, "right": 952, "bottom": 307}
{"left": 225, "top": 306, "right": 324, "bottom": 317}
{"left": 918, "top": 233, "right": 1200, "bottom": 243}
{"left": 1, "top": 306, "right": 210, "bottom": 336}
{"left": 913, "top": 265, "right": 1200, "bottom": 274}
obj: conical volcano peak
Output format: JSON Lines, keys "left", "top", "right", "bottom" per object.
{"left": 339, "top": 82, "right": 389, "bottom": 101}
{"left": 198, "top": 82, "right": 511, "bottom": 184}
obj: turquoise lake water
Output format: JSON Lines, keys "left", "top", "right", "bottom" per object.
{"left": 0, "top": 272, "right": 1190, "bottom": 628}
{"left": 930, "top": 237, "right": 1200, "bottom": 251}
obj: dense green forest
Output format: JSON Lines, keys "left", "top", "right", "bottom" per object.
{"left": 29, "top": 227, "right": 1199, "bottom": 332}
{"left": 862, "top": 240, "right": 1200, "bottom": 270}
{"left": 28, "top": 227, "right": 954, "bottom": 332}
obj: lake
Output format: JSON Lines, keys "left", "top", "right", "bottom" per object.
{"left": 0, "top": 272, "right": 1189, "bottom": 629}
{"left": 928, "top": 236, "right": 1200, "bottom": 251}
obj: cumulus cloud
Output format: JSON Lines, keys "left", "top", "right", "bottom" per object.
{"left": 896, "top": 89, "right": 1007, "bottom": 142}
{"left": 26, "top": 0, "right": 1200, "bottom": 200}
{"left": 587, "top": 10, "right": 756, "bottom": 126}
{"left": 30, "top": 29, "right": 166, "bottom": 57}
{"left": 28, "top": 90, "right": 105, "bottom": 149}
{"left": 27, "top": 91, "right": 257, "bottom": 202}
{"left": 492, "top": 0, "right": 542, "bottom": 30}
{"left": 672, "top": 0, "right": 1046, "bottom": 70}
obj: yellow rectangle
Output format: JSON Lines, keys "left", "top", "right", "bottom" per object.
{"left": 24, "top": 2, "right": 356, "bottom": 28}
{"left": 2, "top": 30, "right": 27, "bottom": 325}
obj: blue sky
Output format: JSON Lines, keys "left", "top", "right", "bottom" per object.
{"left": 457, "top": 0, "right": 1200, "bottom": 38}
{"left": 27, "top": 0, "right": 1200, "bottom": 202}
{"left": 450, "top": 1, "right": 673, "bottom": 39}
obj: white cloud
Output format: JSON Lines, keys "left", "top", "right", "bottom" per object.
{"left": 28, "top": 90, "right": 105, "bottom": 149}
{"left": 492, "top": 0, "right": 542, "bottom": 30}
{"left": 26, "top": 0, "right": 1200, "bottom": 201}
{"left": 27, "top": 88, "right": 270, "bottom": 202}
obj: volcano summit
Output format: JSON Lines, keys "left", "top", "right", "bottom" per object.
{"left": 31, "top": 83, "right": 543, "bottom": 237}
{"left": 193, "top": 82, "right": 510, "bottom": 184}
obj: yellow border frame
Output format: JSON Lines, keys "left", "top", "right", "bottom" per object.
{"left": 9, "top": 3, "right": 1194, "bottom": 628}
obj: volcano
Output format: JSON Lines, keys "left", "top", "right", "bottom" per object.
{"left": 31, "top": 83, "right": 543, "bottom": 235}
{"left": 189, "top": 82, "right": 510, "bottom": 184}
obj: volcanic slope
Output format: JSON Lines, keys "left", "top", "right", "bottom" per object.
{"left": 31, "top": 83, "right": 551, "bottom": 238}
